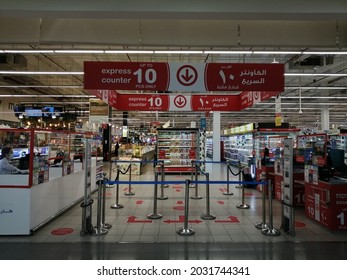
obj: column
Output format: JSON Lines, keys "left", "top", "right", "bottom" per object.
{"left": 321, "top": 106, "right": 329, "bottom": 131}
{"left": 212, "top": 112, "right": 221, "bottom": 161}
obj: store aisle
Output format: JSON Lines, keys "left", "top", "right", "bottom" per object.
{"left": 0, "top": 161, "right": 347, "bottom": 260}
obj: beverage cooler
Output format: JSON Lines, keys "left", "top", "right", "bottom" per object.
{"left": 156, "top": 128, "right": 199, "bottom": 173}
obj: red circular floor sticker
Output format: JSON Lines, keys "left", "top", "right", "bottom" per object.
{"left": 51, "top": 228, "right": 74, "bottom": 235}
{"left": 295, "top": 221, "right": 306, "bottom": 228}
{"left": 173, "top": 206, "right": 185, "bottom": 210}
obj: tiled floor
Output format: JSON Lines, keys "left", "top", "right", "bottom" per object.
{"left": 1, "top": 161, "right": 347, "bottom": 260}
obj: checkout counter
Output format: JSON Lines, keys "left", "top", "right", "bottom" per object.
{"left": 304, "top": 149, "right": 347, "bottom": 231}
{"left": 0, "top": 128, "right": 99, "bottom": 235}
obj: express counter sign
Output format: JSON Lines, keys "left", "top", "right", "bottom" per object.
{"left": 84, "top": 61, "right": 284, "bottom": 92}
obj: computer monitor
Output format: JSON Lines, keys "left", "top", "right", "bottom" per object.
{"left": 329, "top": 149, "right": 345, "bottom": 169}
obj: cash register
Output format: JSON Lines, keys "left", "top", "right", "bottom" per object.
{"left": 319, "top": 149, "right": 347, "bottom": 181}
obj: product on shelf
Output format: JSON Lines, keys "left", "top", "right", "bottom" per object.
{"left": 157, "top": 128, "right": 199, "bottom": 173}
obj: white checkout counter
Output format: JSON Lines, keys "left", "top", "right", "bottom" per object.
{"left": 0, "top": 158, "right": 97, "bottom": 235}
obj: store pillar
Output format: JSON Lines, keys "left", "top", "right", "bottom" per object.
{"left": 321, "top": 106, "right": 329, "bottom": 131}
{"left": 212, "top": 112, "right": 221, "bottom": 162}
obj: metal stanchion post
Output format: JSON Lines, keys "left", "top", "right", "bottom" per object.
{"left": 101, "top": 179, "right": 112, "bottom": 229}
{"left": 190, "top": 160, "right": 195, "bottom": 188}
{"left": 177, "top": 179, "right": 195, "bottom": 236}
{"left": 191, "top": 161, "right": 202, "bottom": 199}
{"left": 106, "top": 157, "right": 113, "bottom": 188}
{"left": 223, "top": 162, "right": 234, "bottom": 195}
{"left": 235, "top": 161, "right": 242, "bottom": 188}
{"left": 262, "top": 180, "right": 281, "bottom": 236}
{"left": 147, "top": 172, "right": 163, "bottom": 219}
{"left": 124, "top": 163, "right": 135, "bottom": 196}
{"left": 236, "top": 166, "right": 250, "bottom": 209}
{"left": 157, "top": 162, "right": 168, "bottom": 200}
{"left": 93, "top": 180, "right": 108, "bottom": 235}
{"left": 201, "top": 172, "right": 216, "bottom": 220}
{"left": 255, "top": 172, "right": 268, "bottom": 229}
{"left": 110, "top": 166, "right": 124, "bottom": 209}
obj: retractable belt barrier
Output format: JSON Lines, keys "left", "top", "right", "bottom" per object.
{"left": 147, "top": 172, "right": 163, "bottom": 219}
{"left": 190, "top": 160, "right": 202, "bottom": 199}
{"left": 195, "top": 163, "right": 216, "bottom": 220}
{"left": 110, "top": 166, "right": 124, "bottom": 209}
{"left": 255, "top": 172, "right": 268, "bottom": 230}
{"left": 102, "top": 159, "right": 279, "bottom": 237}
{"left": 158, "top": 161, "right": 169, "bottom": 200}
{"left": 120, "top": 163, "right": 135, "bottom": 196}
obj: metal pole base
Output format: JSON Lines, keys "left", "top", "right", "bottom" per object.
{"left": 93, "top": 227, "right": 108, "bottom": 235}
{"left": 124, "top": 191, "right": 135, "bottom": 196}
{"left": 177, "top": 227, "right": 195, "bottom": 236}
{"left": 236, "top": 203, "right": 250, "bottom": 209}
{"left": 157, "top": 196, "right": 168, "bottom": 200}
{"left": 255, "top": 222, "right": 268, "bottom": 230}
{"left": 191, "top": 195, "right": 202, "bottom": 200}
{"left": 201, "top": 213, "right": 216, "bottom": 220}
{"left": 110, "top": 203, "right": 124, "bottom": 209}
{"left": 147, "top": 213, "right": 163, "bottom": 219}
{"left": 102, "top": 223, "right": 112, "bottom": 229}
{"left": 261, "top": 228, "right": 281, "bottom": 236}
{"left": 223, "top": 192, "right": 234, "bottom": 196}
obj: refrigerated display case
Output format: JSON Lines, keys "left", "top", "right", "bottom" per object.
{"left": 223, "top": 123, "right": 254, "bottom": 168}
{"left": 157, "top": 128, "right": 199, "bottom": 173}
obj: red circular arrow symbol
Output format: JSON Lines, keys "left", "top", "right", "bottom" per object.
{"left": 176, "top": 65, "right": 198, "bottom": 86}
{"left": 174, "top": 95, "right": 187, "bottom": 108}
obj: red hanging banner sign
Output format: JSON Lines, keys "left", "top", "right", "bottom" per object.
{"left": 84, "top": 62, "right": 284, "bottom": 92}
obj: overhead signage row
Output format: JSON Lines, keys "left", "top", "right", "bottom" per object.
{"left": 87, "top": 90, "right": 280, "bottom": 112}
{"left": 84, "top": 62, "right": 284, "bottom": 92}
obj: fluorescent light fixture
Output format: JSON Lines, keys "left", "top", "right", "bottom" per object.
{"left": 279, "top": 96, "right": 347, "bottom": 99}
{"left": 54, "top": 50, "right": 104, "bottom": 54}
{"left": 303, "top": 51, "right": 347, "bottom": 55}
{"left": 154, "top": 50, "right": 203, "bottom": 54}
{"left": 0, "top": 95, "right": 95, "bottom": 98}
{"left": 204, "top": 51, "right": 253, "bottom": 54}
{"left": 4, "top": 50, "right": 55, "bottom": 54}
{"left": 19, "top": 101, "right": 89, "bottom": 104}
{"left": 253, "top": 51, "right": 302, "bottom": 54}
{"left": 2, "top": 49, "right": 347, "bottom": 56}
{"left": 285, "top": 73, "right": 347, "bottom": 77}
{"left": 0, "top": 85, "right": 82, "bottom": 88}
{"left": 285, "top": 86, "right": 347, "bottom": 90}
{"left": 105, "top": 50, "right": 154, "bottom": 54}
{"left": 0, "top": 71, "right": 83, "bottom": 75}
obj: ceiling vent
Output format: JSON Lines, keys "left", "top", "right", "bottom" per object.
{"left": 0, "top": 54, "right": 27, "bottom": 69}
{"left": 289, "top": 55, "right": 324, "bottom": 69}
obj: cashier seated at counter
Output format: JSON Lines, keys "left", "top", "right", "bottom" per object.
{"left": 0, "top": 147, "right": 29, "bottom": 174}
{"left": 261, "top": 147, "right": 272, "bottom": 166}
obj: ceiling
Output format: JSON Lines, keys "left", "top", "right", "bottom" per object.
{"left": 1, "top": 0, "right": 347, "bottom": 131}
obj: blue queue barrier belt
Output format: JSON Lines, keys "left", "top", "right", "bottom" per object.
{"left": 104, "top": 179, "right": 268, "bottom": 186}
{"left": 111, "top": 160, "right": 232, "bottom": 165}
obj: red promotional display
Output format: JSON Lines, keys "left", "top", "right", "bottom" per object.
{"left": 305, "top": 181, "right": 347, "bottom": 231}
{"left": 84, "top": 61, "right": 285, "bottom": 92}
